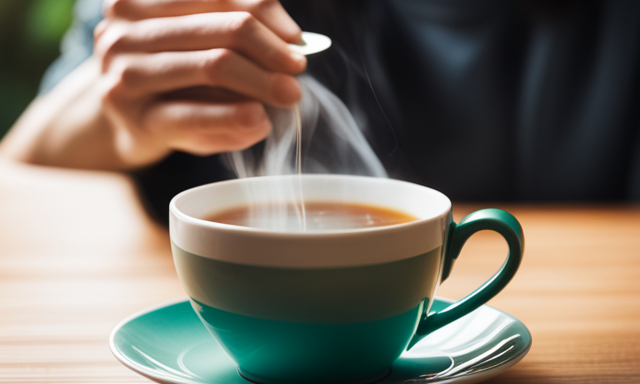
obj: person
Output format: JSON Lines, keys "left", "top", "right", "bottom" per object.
{"left": 1, "top": 0, "right": 639, "bottom": 223}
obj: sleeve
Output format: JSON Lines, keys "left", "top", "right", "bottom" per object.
{"left": 130, "top": 153, "right": 235, "bottom": 225}
{"left": 627, "top": 125, "right": 640, "bottom": 200}
{"left": 39, "top": 0, "right": 104, "bottom": 94}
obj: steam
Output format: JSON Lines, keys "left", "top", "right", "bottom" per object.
{"left": 223, "top": 75, "right": 387, "bottom": 232}
{"left": 227, "top": 75, "right": 387, "bottom": 179}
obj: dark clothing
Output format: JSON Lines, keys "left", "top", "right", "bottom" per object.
{"left": 42, "top": 0, "right": 640, "bottom": 222}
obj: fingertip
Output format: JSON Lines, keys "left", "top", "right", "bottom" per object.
{"left": 226, "top": 102, "right": 271, "bottom": 151}
{"left": 286, "top": 25, "right": 303, "bottom": 44}
{"left": 271, "top": 75, "right": 302, "bottom": 108}
{"left": 256, "top": 0, "right": 302, "bottom": 44}
{"left": 288, "top": 51, "right": 307, "bottom": 74}
{"left": 235, "top": 102, "right": 269, "bottom": 129}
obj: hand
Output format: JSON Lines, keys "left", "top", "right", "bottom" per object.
{"left": 94, "top": 0, "right": 307, "bottom": 167}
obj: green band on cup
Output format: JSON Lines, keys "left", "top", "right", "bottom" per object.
{"left": 173, "top": 244, "right": 442, "bottom": 323}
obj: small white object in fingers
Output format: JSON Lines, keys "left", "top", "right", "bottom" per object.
{"left": 289, "top": 32, "right": 332, "bottom": 56}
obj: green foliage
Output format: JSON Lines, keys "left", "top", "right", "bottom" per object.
{"left": 26, "top": 0, "right": 76, "bottom": 47}
{"left": 0, "top": 0, "right": 75, "bottom": 139}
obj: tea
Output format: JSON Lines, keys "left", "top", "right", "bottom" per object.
{"left": 204, "top": 202, "right": 417, "bottom": 232}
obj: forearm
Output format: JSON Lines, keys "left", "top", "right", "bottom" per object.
{"left": 0, "top": 57, "right": 131, "bottom": 171}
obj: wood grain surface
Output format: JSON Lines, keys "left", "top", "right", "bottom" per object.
{"left": 1, "top": 162, "right": 639, "bottom": 383}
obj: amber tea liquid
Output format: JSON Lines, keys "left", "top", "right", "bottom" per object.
{"left": 204, "top": 202, "right": 417, "bottom": 232}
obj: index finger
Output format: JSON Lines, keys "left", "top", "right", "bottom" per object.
{"left": 96, "top": 12, "right": 306, "bottom": 75}
{"left": 104, "top": 0, "right": 302, "bottom": 43}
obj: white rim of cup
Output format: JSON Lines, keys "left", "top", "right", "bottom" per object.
{"left": 169, "top": 174, "right": 451, "bottom": 238}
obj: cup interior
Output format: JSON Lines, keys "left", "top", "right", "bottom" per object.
{"left": 172, "top": 175, "right": 451, "bottom": 232}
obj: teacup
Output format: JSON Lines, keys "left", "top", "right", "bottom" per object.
{"left": 169, "top": 175, "right": 523, "bottom": 384}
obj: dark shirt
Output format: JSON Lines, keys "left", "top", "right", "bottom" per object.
{"left": 41, "top": 0, "right": 640, "bottom": 222}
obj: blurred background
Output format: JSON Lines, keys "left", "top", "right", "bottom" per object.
{"left": 0, "top": 0, "right": 75, "bottom": 140}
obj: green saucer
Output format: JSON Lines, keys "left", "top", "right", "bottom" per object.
{"left": 110, "top": 298, "right": 531, "bottom": 384}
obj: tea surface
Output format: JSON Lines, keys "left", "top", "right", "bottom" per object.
{"left": 204, "top": 202, "right": 417, "bottom": 232}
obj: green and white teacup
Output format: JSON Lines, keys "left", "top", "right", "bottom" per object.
{"left": 169, "top": 175, "right": 523, "bottom": 384}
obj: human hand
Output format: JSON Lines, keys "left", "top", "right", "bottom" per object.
{"left": 94, "top": 0, "right": 307, "bottom": 167}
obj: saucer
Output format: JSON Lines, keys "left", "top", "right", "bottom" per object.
{"left": 110, "top": 298, "right": 531, "bottom": 384}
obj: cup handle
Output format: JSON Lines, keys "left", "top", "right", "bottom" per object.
{"left": 407, "top": 208, "right": 524, "bottom": 349}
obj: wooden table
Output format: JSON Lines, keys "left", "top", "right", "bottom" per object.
{"left": 1, "top": 162, "right": 639, "bottom": 383}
